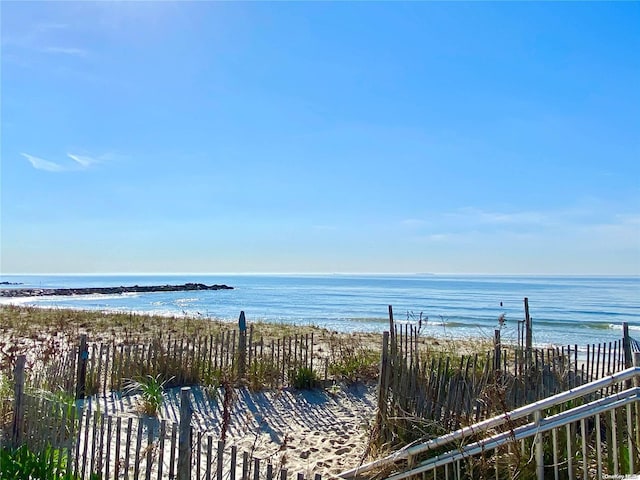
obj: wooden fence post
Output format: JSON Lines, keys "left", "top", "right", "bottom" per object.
{"left": 524, "top": 298, "right": 535, "bottom": 402}
{"left": 177, "top": 387, "right": 192, "bottom": 480}
{"left": 76, "top": 335, "right": 89, "bottom": 400}
{"left": 11, "top": 355, "right": 26, "bottom": 447}
{"left": 524, "top": 298, "right": 532, "bottom": 367}
{"left": 376, "top": 332, "right": 390, "bottom": 443}
{"left": 623, "top": 323, "right": 632, "bottom": 369}
{"left": 217, "top": 440, "right": 224, "bottom": 480}
{"left": 238, "top": 311, "right": 247, "bottom": 379}
{"left": 388, "top": 305, "right": 396, "bottom": 359}
{"left": 494, "top": 329, "right": 501, "bottom": 372}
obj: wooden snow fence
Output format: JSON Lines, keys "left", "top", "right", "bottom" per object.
{"left": 346, "top": 362, "right": 640, "bottom": 480}
{"left": 79, "top": 328, "right": 317, "bottom": 396}
{"left": 23, "top": 312, "right": 321, "bottom": 398}
{"left": 13, "top": 395, "right": 324, "bottom": 480}
{"left": 7, "top": 362, "right": 323, "bottom": 480}
{"left": 374, "top": 304, "right": 636, "bottom": 447}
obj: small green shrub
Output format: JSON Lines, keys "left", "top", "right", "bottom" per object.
{"left": 247, "top": 360, "right": 280, "bottom": 391}
{"left": 0, "top": 372, "right": 11, "bottom": 399}
{"left": 291, "top": 366, "right": 317, "bottom": 390}
{"left": 124, "top": 374, "right": 171, "bottom": 416}
{"left": 0, "top": 445, "right": 74, "bottom": 480}
{"left": 0, "top": 373, "right": 12, "bottom": 430}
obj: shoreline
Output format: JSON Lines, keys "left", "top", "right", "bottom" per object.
{"left": 0, "top": 301, "right": 619, "bottom": 351}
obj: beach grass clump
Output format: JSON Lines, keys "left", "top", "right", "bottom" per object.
{"left": 325, "top": 332, "right": 379, "bottom": 383}
{"left": 291, "top": 366, "right": 317, "bottom": 390}
{"left": 124, "top": 374, "right": 170, "bottom": 416}
{"left": 246, "top": 360, "right": 280, "bottom": 391}
{"left": 329, "top": 351, "right": 379, "bottom": 383}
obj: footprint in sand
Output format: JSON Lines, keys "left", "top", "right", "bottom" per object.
{"left": 335, "top": 447, "right": 351, "bottom": 456}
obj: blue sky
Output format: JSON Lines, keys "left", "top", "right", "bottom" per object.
{"left": 1, "top": 2, "right": 639, "bottom": 275}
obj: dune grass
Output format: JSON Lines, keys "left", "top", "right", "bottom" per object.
{"left": 0, "top": 304, "right": 494, "bottom": 390}
{"left": 0, "top": 304, "right": 326, "bottom": 344}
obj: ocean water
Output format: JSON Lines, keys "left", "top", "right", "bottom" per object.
{"left": 1, "top": 274, "right": 638, "bottom": 348}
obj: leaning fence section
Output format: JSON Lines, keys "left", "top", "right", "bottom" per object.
{"left": 374, "top": 305, "right": 637, "bottom": 448}
{"left": 345, "top": 365, "right": 640, "bottom": 480}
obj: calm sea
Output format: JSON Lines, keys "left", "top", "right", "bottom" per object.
{"left": 1, "top": 274, "right": 638, "bottom": 348}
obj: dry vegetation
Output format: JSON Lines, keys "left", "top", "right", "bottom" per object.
{"left": 1, "top": 304, "right": 321, "bottom": 347}
{"left": 0, "top": 305, "right": 325, "bottom": 370}
{"left": 0, "top": 304, "right": 493, "bottom": 374}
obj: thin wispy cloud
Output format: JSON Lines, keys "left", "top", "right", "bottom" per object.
{"left": 22, "top": 152, "right": 106, "bottom": 172}
{"left": 398, "top": 209, "right": 551, "bottom": 240}
{"left": 41, "top": 46, "right": 88, "bottom": 57}
{"left": 21, "top": 153, "right": 65, "bottom": 172}
{"left": 615, "top": 213, "right": 640, "bottom": 225}
{"left": 405, "top": 204, "right": 640, "bottom": 253}
{"left": 67, "top": 153, "right": 98, "bottom": 167}
{"left": 2, "top": 20, "right": 89, "bottom": 60}
{"left": 446, "top": 208, "right": 549, "bottom": 226}
{"left": 399, "top": 209, "right": 551, "bottom": 232}
{"left": 578, "top": 214, "right": 640, "bottom": 249}
{"left": 401, "top": 218, "right": 427, "bottom": 228}
{"left": 424, "top": 233, "right": 452, "bottom": 242}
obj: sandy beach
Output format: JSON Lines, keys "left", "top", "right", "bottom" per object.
{"left": 84, "top": 382, "right": 377, "bottom": 478}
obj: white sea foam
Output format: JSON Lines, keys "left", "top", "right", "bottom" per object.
{"left": 609, "top": 323, "right": 640, "bottom": 331}
{"left": 0, "top": 297, "right": 34, "bottom": 305}
{"left": 3, "top": 292, "right": 139, "bottom": 301}
{"left": 175, "top": 297, "right": 199, "bottom": 306}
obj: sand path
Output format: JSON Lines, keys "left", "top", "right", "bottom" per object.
{"left": 88, "top": 382, "right": 377, "bottom": 478}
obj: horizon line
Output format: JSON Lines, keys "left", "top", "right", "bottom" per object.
{"left": 1, "top": 272, "right": 638, "bottom": 278}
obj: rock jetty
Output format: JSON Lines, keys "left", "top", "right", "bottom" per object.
{"left": 0, "top": 283, "right": 233, "bottom": 298}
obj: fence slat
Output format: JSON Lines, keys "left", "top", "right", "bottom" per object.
{"left": 177, "top": 387, "right": 192, "bottom": 480}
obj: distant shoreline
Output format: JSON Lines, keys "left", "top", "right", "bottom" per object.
{"left": 0, "top": 283, "right": 233, "bottom": 298}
